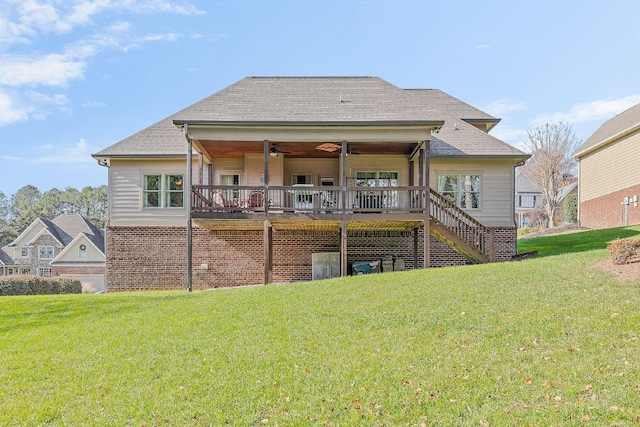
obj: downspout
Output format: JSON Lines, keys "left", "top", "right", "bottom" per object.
{"left": 95, "top": 158, "right": 110, "bottom": 288}
{"left": 184, "top": 124, "right": 193, "bottom": 292}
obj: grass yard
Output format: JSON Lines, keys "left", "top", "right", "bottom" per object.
{"left": 1, "top": 227, "right": 640, "bottom": 426}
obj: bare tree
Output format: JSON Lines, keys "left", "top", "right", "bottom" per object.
{"left": 521, "top": 122, "right": 581, "bottom": 228}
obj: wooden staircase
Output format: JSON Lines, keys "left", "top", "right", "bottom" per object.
{"left": 429, "top": 188, "right": 494, "bottom": 264}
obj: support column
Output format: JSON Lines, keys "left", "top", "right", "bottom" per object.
{"left": 340, "top": 141, "right": 348, "bottom": 276}
{"left": 423, "top": 140, "right": 430, "bottom": 268}
{"left": 185, "top": 125, "right": 193, "bottom": 292}
{"left": 263, "top": 140, "right": 272, "bottom": 284}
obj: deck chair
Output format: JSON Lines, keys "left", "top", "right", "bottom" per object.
{"left": 211, "top": 192, "right": 238, "bottom": 210}
{"left": 248, "top": 191, "right": 264, "bottom": 210}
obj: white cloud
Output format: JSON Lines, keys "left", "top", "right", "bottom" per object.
{"left": 0, "top": 88, "right": 30, "bottom": 125}
{"left": 0, "top": 1, "right": 203, "bottom": 127}
{"left": 531, "top": 94, "right": 640, "bottom": 127}
{"left": 32, "top": 139, "right": 96, "bottom": 164}
{"left": 484, "top": 98, "right": 527, "bottom": 117}
{"left": 0, "top": 53, "right": 86, "bottom": 87}
{"left": 27, "top": 90, "right": 69, "bottom": 106}
{"left": 4, "top": 0, "right": 203, "bottom": 39}
{"left": 82, "top": 100, "right": 106, "bottom": 108}
{"left": 130, "top": 1, "right": 206, "bottom": 15}
{"left": 474, "top": 44, "right": 491, "bottom": 49}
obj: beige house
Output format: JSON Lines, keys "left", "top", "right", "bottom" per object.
{"left": 93, "top": 77, "right": 528, "bottom": 291}
{"left": 0, "top": 214, "right": 106, "bottom": 292}
{"left": 575, "top": 103, "right": 640, "bottom": 228}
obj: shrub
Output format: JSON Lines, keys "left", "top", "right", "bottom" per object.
{"left": 0, "top": 275, "right": 82, "bottom": 296}
{"left": 608, "top": 238, "right": 640, "bottom": 265}
{"left": 564, "top": 193, "right": 578, "bottom": 224}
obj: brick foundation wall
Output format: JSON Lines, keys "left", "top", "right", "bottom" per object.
{"left": 272, "top": 231, "right": 339, "bottom": 282}
{"left": 192, "top": 229, "right": 264, "bottom": 288}
{"left": 580, "top": 185, "right": 640, "bottom": 229}
{"left": 106, "top": 224, "right": 518, "bottom": 291}
{"left": 106, "top": 226, "right": 188, "bottom": 291}
{"left": 52, "top": 266, "right": 105, "bottom": 276}
{"left": 492, "top": 226, "right": 518, "bottom": 262}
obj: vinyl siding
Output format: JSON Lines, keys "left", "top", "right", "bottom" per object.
{"left": 109, "top": 159, "right": 193, "bottom": 226}
{"left": 54, "top": 237, "right": 105, "bottom": 263}
{"left": 431, "top": 158, "right": 516, "bottom": 226}
{"left": 579, "top": 130, "right": 640, "bottom": 202}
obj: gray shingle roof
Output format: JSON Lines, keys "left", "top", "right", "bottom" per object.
{"left": 431, "top": 117, "right": 526, "bottom": 158}
{"left": 172, "top": 76, "right": 445, "bottom": 124}
{"left": 93, "top": 76, "right": 526, "bottom": 159}
{"left": 575, "top": 102, "right": 640, "bottom": 158}
{"left": 0, "top": 248, "right": 13, "bottom": 266}
{"left": 50, "top": 214, "right": 105, "bottom": 252}
{"left": 405, "top": 89, "right": 499, "bottom": 124}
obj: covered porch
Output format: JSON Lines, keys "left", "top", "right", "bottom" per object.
{"left": 176, "top": 121, "right": 443, "bottom": 289}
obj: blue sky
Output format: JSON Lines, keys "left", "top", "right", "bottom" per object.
{"left": 1, "top": 0, "right": 640, "bottom": 196}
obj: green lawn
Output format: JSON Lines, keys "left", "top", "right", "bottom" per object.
{"left": 1, "top": 227, "right": 640, "bottom": 426}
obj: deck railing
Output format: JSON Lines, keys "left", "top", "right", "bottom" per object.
{"left": 429, "top": 188, "right": 493, "bottom": 261}
{"left": 191, "top": 185, "right": 493, "bottom": 262}
{"left": 191, "top": 185, "right": 428, "bottom": 214}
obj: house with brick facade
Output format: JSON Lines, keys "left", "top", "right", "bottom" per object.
{"left": 0, "top": 214, "right": 106, "bottom": 292}
{"left": 575, "top": 102, "right": 640, "bottom": 229}
{"left": 92, "top": 76, "right": 529, "bottom": 291}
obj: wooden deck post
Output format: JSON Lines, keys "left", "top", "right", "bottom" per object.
{"left": 423, "top": 140, "right": 430, "bottom": 268}
{"left": 340, "top": 141, "right": 348, "bottom": 277}
{"left": 263, "top": 139, "right": 272, "bottom": 284}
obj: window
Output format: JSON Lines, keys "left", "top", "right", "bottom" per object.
{"left": 438, "top": 174, "right": 481, "bottom": 209}
{"left": 21, "top": 247, "right": 29, "bottom": 257}
{"left": 37, "top": 267, "right": 51, "bottom": 277}
{"left": 79, "top": 244, "right": 87, "bottom": 259}
{"left": 39, "top": 246, "right": 54, "bottom": 259}
{"left": 143, "top": 174, "right": 184, "bottom": 208}
{"left": 220, "top": 174, "right": 240, "bottom": 200}
{"left": 165, "top": 175, "right": 184, "bottom": 207}
{"left": 292, "top": 174, "right": 312, "bottom": 185}
{"left": 519, "top": 195, "right": 535, "bottom": 208}
{"left": 356, "top": 171, "right": 398, "bottom": 187}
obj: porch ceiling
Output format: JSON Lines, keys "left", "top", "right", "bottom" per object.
{"left": 196, "top": 140, "right": 419, "bottom": 159}
{"left": 193, "top": 218, "right": 425, "bottom": 232}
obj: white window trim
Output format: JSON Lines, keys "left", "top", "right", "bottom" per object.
{"left": 355, "top": 171, "right": 399, "bottom": 187}
{"left": 78, "top": 244, "right": 88, "bottom": 259}
{"left": 141, "top": 173, "right": 185, "bottom": 209}
{"left": 37, "top": 267, "right": 51, "bottom": 277}
{"left": 38, "top": 246, "right": 54, "bottom": 260}
{"left": 437, "top": 172, "right": 482, "bottom": 210}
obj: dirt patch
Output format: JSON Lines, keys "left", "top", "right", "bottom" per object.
{"left": 593, "top": 259, "right": 640, "bottom": 281}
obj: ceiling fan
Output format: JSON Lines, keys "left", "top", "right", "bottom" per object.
{"left": 269, "top": 143, "right": 290, "bottom": 157}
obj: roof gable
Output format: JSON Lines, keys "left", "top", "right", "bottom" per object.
{"left": 50, "top": 232, "right": 105, "bottom": 265}
{"left": 575, "top": 102, "right": 640, "bottom": 158}
{"left": 9, "top": 217, "right": 48, "bottom": 248}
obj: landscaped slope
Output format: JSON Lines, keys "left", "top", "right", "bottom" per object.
{"left": 1, "top": 226, "right": 640, "bottom": 425}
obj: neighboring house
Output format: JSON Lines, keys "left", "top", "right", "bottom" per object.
{"left": 514, "top": 171, "right": 578, "bottom": 228}
{"left": 574, "top": 103, "right": 640, "bottom": 228}
{"left": 92, "top": 76, "right": 529, "bottom": 291}
{"left": 514, "top": 170, "right": 545, "bottom": 227}
{"left": 0, "top": 214, "right": 106, "bottom": 292}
